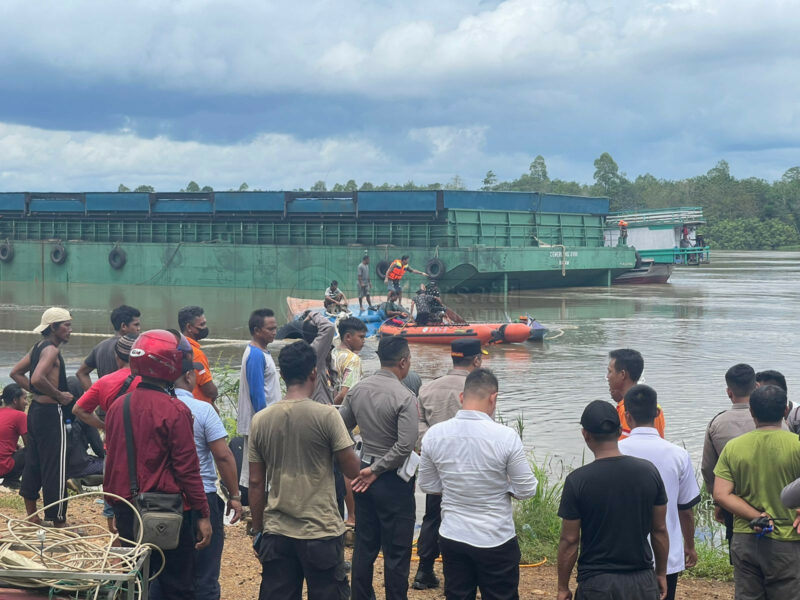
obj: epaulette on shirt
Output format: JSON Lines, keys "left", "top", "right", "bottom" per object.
{"left": 707, "top": 409, "right": 729, "bottom": 429}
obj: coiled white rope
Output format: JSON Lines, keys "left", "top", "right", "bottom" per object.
{"left": 0, "top": 491, "right": 165, "bottom": 599}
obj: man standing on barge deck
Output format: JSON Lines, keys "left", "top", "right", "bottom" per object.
{"left": 10, "top": 307, "right": 75, "bottom": 526}
{"left": 384, "top": 255, "right": 428, "bottom": 307}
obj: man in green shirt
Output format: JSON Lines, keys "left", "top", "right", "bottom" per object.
{"left": 713, "top": 384, "right": 800, "bottom": 598}
{"left": 379, "top": 290, "right": 408, "bottom": 319}
{"left": 248, "top": 340, "right": 362, "bottom": 599}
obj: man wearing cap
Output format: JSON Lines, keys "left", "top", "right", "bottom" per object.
{"left": 339, "top": 336, "right": 419, "bottom": 600}
{"left": 419, "top": 368, "right": 538, "bottom": 599}
{"left": 557, "top": 400, "right": 669, "bottom": 600}
{"left": 10, "top": 307, "right": 74, "bottom": 526}
{"left": 413, "top": 338, "right": 488, "bottom": 590}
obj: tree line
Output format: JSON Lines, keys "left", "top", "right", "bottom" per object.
{"left": 117, "top": 154, "right": 800, "bottom": 250}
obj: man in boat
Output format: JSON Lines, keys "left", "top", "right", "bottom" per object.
{"left": 379, "top": 290, "right": 409, "bottom": 320}
{"left": 324, "top": 280, "right": 349, "bottom": 314}
{"left": 414, "top": 338, "right": 489, "bottom": 590}
{"left": 606, "top": 348, "right": 665, "bottom": 439}
{"left": 384, "top": 255, "right": 428, "bottom": 306}
{"left": 411, "top": 284, "right": 447, "bottom": 326}
{"left": 418, "top": 369, "right": 537, "bottom": 600}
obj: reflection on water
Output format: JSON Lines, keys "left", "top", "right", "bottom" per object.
{"left": 1, "top": 251, "right": 799, "bottom": 466}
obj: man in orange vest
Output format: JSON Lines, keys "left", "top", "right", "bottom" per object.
{"left": 384, "top": 255, "right": 427, "bottom": 306}
{"left": 606, "top": 348, "right": 666, "bottom": 439}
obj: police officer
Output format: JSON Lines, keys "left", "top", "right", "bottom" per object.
{"left": 339, "top": 336, "right": 418, "bottom": 600}
{"left": 414, "top": 338, "right": 487, "bottom": 590}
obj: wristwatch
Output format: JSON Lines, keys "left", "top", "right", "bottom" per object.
{"left": 247, "top": 527, "right": 260, "bottom": 537}
{"left": 229, "top": 495, "right": 241, "bottom": 501}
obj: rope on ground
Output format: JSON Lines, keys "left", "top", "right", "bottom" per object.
{"left": 0, "top": 491, "right": 165, "bottom": 600}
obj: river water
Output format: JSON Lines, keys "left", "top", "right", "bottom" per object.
{"left": 1, "top": 250, "right": 798, "bottom": 468}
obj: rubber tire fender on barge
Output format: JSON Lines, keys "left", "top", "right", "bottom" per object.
{"left": 425, "top": 258, "right": 446, "bottom": 279}
{"left": 0, "top": 241, "right": 14, "bottom": 263}
{"left": 108, "top": 247, "right": 127, "bottom": 270}
{"left": 50, "top": 244, "right": 67, "bottom": 265}
{"left": 376, "top": 260, "right": 390, "bottom": 280}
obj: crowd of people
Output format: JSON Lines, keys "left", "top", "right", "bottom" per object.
{"left": 1, "top": 301, "right": 800, "bottom": 600}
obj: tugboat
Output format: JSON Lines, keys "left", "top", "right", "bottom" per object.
{"left": 605, "top": 207, "right": 710, "bottom": 285}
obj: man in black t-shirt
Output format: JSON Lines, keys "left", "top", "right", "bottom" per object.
{"left": 556, "top": 400, "right": 670, "bottom": 600}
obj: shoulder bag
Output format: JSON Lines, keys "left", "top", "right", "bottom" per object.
{"left": 122, "top": 394, "right": 184, "bottom": 550}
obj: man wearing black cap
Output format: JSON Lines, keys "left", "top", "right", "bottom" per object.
{"left": 413, "top": 338, "right": 488, "bottom": 590}
{"left": 557, "top": 400, "right": 669, "bottom": 600}
{"left": 339, "top": 336, "right": 419, "bottom": 600}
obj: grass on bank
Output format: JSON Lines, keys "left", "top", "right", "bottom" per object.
{"left": 512, "top": 460, "right": 733, "bottom": 581}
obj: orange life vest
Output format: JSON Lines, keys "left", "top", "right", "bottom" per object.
{"left": 387, "top": 259, "right": 407, "bottom": 281}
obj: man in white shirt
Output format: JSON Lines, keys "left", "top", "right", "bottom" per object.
{"left": 619, "top": 384, "right": 700, "bottom": 600}
{"left": 418, "top": 368, "right": 538, "bottom": 600}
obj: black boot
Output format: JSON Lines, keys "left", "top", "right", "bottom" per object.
{"left": 412, "top": 568, "right": 440, "bottom": 590}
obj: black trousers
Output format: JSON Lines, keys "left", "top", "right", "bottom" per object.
{"left": 665, "top": 572, "right": 679, "bottom": 600}
{"left": 440, "top": 536, "right": 520, "bottom": 600}
{"left": 195, "top": 493, "right": 225, "bottom": 600}
{"left": 575, "top": 569, "right": 660, "bottom": 600}
{"left": 1, "top": 447, "right": 26, "bottom": 482}
{"left": 351, "top": 466, "right": 415, "bottom": 600}
{"left": 19, "top": 401, "right": 67, "bottom": 523}
{"left": 256, "top": 533, "right": 349, "bottom": 600}
{"left": 114, "top": 503, "right": 197, "bottom": 600}
{"left": 417, "top": 493, "right": 442, "bottom": 572}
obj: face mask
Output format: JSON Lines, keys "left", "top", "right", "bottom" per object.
{"left": 195, "top": 327, "right": 210, "bottom": 341}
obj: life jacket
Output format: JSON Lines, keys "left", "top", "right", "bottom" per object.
{"left": 387, "top": 259, "right": 407, "bottom": 281}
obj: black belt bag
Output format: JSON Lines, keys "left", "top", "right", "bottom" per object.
{"left": 122, "top": 394, "right": 184, "bottom": 550}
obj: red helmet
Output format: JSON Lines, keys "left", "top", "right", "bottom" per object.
{"left": 129, "top": 329, "right": 191, "bottom": 382}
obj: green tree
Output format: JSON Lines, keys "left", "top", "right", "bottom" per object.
{"left": 529, "top": 155, "right": 549, "bottom": 188}
{"left": 201, "top": 185, "right": 213, "bottom": 192}
{"left": 359, "top": 182, "right": 375, "bottom": 191}
{"left": 482, "top": 170, "right": 497, "bottom": 190}
{"left": 185, "top": 181, "right": 201, "bottom": 192}
{"left": 134, "top": 185, "right": 155, "bottom": 193}
{"left": 344, "top": 179, "right": 358, "bottom": 192}
{"left": 332, "top": 183, "right": 345, "bottom": 192}
{"left": 311, "top": 180, "right": 327, "bottom": 192}
{"left": 117, "top": 184, "right": 131, "bottom": 192}
{"left": 238, "top": 182, "right": 249, "bottom": 191}
{"left": 444, "top": 175, "right": 466, "bottom": 190}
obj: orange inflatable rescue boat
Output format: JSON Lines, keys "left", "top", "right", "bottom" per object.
{"left": 378, "top": 321, "right": 532, "bottom": 345}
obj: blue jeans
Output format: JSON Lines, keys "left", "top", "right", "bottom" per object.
{"left": 195, "top": 492, "right": 225, "bottom": 600}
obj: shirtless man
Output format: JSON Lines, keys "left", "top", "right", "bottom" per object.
{"left": 10, "top": 308, "right": 74, "bottom": 526}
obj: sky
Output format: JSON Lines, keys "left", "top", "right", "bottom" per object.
{"left": 0, "top": 0, "right": 798, "bottom": 192}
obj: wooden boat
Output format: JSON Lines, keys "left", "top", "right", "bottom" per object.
{"left": 379, "top": 321, "right": 533, "bottom": 345}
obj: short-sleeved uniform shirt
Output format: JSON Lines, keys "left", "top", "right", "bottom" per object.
{"left": 84, "top": 336, "right": 120, "bottom": 378}
{"left": 248, "top": 397, "right": 353, "bottom": 539}
{"left": 188, "top": 337, "right": 214, "bottom": 404}
{"left": 333, "top": 347, "right": 363, "bottom": 392}
{"left": 714, "top": 429, "right": 800, "bottom": 541}
{"left": 0, "top": 407, "right": 27, "bottom": 475}
{"left": 558, "top": 455, "right": 668, "bottom": 582}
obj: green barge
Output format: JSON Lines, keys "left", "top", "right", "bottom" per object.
{"left": 0, "top": 190, "right": 635, "bottom": 293}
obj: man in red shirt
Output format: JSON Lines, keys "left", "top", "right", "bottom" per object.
{"left": 73, "top": 334, "right": 140, "bottom": 431}
{"left": 0, "top": 384, "right": 28, "bottom": 489}
{"left": 104, "top": 329, "right": 211, "bottom": 599}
